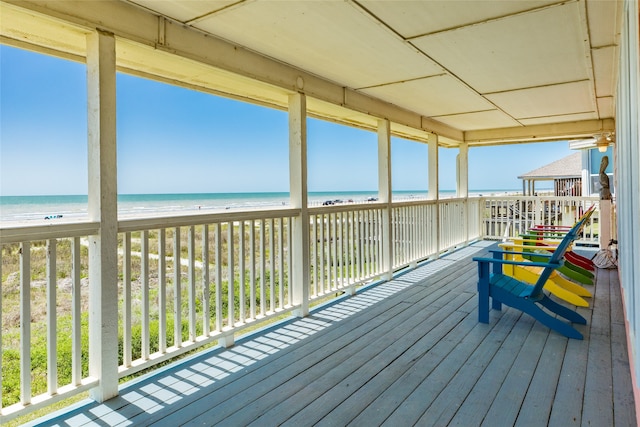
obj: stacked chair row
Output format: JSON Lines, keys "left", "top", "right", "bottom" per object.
{"left": 473, "top": 205, "right": 596, "bottom": 340}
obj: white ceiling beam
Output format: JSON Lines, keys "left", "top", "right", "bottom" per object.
{"left": 464, "top": 118, "right": 615, "bottom": 145}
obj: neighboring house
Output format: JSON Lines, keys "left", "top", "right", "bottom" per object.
{"left": 518, "top": 146, "right": 614, "bottom": 197}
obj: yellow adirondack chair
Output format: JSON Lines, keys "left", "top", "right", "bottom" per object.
{"left": 498, "top": 242, "right": 592, "bottom": 307}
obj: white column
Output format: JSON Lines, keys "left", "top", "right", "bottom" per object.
{"left": 457, "top": 143, "right": 469, "bottom": 198}
{"left": 581, "top": 150, "right": 590, "bottom": 195}
{"left": 599, "top": 199, "right": 612, "bottom": 249}
{"left": 428, "top": 133, "right": 439, "bottom": 201}
{"left": 86, "top": 30, "right": 119, "bottom": 402}
{"left": 378, "top": 119, "right": 392, "bottom": 279}
{"left": 457, "top": 143, "right": 469, "bottom": 244}
{"left": 428, "top": 133, "right": 440, "bottom": 257}
{"left": 289, "top": 93, "right": 310, "bottom": 317}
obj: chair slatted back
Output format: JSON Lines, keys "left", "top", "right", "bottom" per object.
{"left": 529, "top": 216, "right": 586, "bottom": 300}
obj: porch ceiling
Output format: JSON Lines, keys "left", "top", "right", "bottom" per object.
{"left": 0, "top": 0, "right": 622, "bottom": 146}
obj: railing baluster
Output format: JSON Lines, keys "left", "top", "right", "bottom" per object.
{"left": 366, "top": 210, "right": 372, "bottom": 277}
{"left": 173, "top": 227, "right": 182, "bottom": 348}
{"left": 158, "top": 229, "right": 166, "bottom": 353}
{"left": 356, "top": 211, "right": 362, "bottom": 280}
{"left": 278, "top": 218, "right": 284, "bottom": 309}
{"left": 377, "top": 208, "right": 382, "bottom": 273}
{"left": 408, "top": 206, "right": 414, "bottom": 262}
{"left": 188, "top": 226, "right": 196, "bottom": 342}
{"left": 259, "top": 219, "right": 266, "bottom": 316}
{"left": 359, "top": 211, "right": 365, "bottom": 279}
{"left": 318, "top": 214, "right": 326, "bottom": 294}
{"left": 331, "top": 213, "right": 337, "bottom": 289}
{"left": 249, "top": 220, "right": 256, "bottom": 320}
{"left": 239, "top": 221, "right": 245, "bottom": 322}
{"left": 46, "top": 239, "right": 57, "bottom": 395}
{"left": 405, "top": 207, "right": 410, "bottom": 265}
{"left": 20, "top": 241, "right": 31, "bottom": 405}
{"left": 311, "top": 214, "right": 317, "bottom": 296}
{"left": 123, "top": 232, "right": 132, "bottom": 367}
{"left": 338, "top": 212, "right": 344, "bottom": 287}
{"left": 72, "top": 237, "right": 81, "bottom": 385}
{"left": 288, "top": 217, "right": 293, "bottom": 306}
{"left": 202, "top": 225, "right": 210, "bottom": 335}
{"left": 215, "top": 223, "right": 222, "bottom": 331}
{"left": 401, "top": 207, "right": 407, "bottom": 265}
{"left": 269, "top": 218, "right": 275, "bottom": 313}
{"left": 141, "top": 230, "right": 150, "bottom": 359}
{"left": 344, "top": 212, "right": 350, "bottom": 285}
{"left": 349, "top": 211, "right": 355, "bottom": 282}
{"left": 228, "top": 222, "right": 235, "bottom": 325}
{"left": 373, "top": 209, "right": 378, "bottom": 276}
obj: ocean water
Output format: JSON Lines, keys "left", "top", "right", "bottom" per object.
{"left": 0, "top": 190, "right": 512, "bottom": 223}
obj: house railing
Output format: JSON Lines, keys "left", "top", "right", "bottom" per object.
{"left": 0, "top": 195, "right": 595, "bottom": 421}
{"left": 480, "top": 195, "right": 600, "bottom": 243}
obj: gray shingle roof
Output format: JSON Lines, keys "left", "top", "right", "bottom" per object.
{"left": 517, "top": 152, "right": 582, "bottom": 180}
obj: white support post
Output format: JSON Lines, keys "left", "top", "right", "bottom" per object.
{"left": 378, "top": 119, "right": 393, "bottom": 279}
{"left": 457, "top": 143, "right": 469, "bottom": 244}
{"left": 289, "top": 93, "right": 310, "bottom": 317}
{"left": 428, "top": 134, "right": 439, "bottom": 202}
{"left": 428, "top": 133, "right": 440, "bottom": 257}
{"left": 457, "top": 143, "right": 469, "bottom": 198}
{"left": 86, "top": 30, "right": 119, "bottom": 402}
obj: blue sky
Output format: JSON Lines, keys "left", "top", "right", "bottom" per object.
{"left": 0, "top": 44, "right": 574, "bottom": 196}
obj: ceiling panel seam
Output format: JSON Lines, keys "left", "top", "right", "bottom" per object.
{"left": 350, "top": 0, "right": 523, "bottom": 130}
{"left": 482, "top": 79, "right": 592, "bottom": 96}
{"left": 430, "top": 109, "right": 501, "bottom": 119}
{"left": 517, "top": 110, "right": 600, "bottom": 120}
{"left": 184, "top": 0, "right": 249, "bottom": 26}
{"left": 355, "top": 74, "right": 447, "bottom": 91}
{"left": 403, "top": 0, "right": 573, "bottom": 40}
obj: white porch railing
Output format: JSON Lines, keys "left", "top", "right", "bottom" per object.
{"left": 0, "top": 196, "right": 595, "bottom": 421}
{"left": 309, "top": 206, "right": 384, "bottom": 300}
{"left": 480, "top": 195, "right": 600, "bottom": 243}
{"left": 391, "top": 202, "right": 437, "bottom": 269}
{"left": 115, "top": 209, "right": 297, "bottom": 379}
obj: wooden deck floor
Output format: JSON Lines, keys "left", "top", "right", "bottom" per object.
{"left": 31, "top": 241, "right": 636, "bottom": 427}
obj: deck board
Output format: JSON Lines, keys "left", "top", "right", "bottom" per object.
{"left": 513, "top": 332, "right": 567, "bottom": 427}
{"left": 29, "top": 242, "right": 636, "bottom": 427}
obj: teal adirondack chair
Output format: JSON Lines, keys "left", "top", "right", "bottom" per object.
{"left": 473, "top": 216, "right": 587, "bottom": 339}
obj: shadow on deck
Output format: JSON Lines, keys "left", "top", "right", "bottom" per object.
{"left": 30, "top": 241, "right": 636, "bottom": 426}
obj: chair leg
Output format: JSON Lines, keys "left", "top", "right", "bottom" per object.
{"left": 521, "top": 302, "right": 584, "bottom": 340}
{"left": 539, "top": 295, "right": 587, "bottom": 324}
{"left": 477, "top": 262, "right": 490, "bottom": 323}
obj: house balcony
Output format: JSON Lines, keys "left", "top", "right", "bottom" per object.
{"left": 1, "top": 0, "right": 639, "bottom": 425}
{"left": 2, "top": 195, "right": 633, "bottom": 426}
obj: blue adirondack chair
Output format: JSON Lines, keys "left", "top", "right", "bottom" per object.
{"left": 473, "top": 216, "right": 588, "bottom": 339}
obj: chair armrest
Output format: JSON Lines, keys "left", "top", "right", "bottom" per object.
{"left": 498, "top": 244, "right": 558, "bottom": 253}
{"left": 520, "top": 233, "right": 564, "bottom": 239}
{"left": 491, "top": 248, "right": 553, "bottom": 258}
{"left": 472, "top": 257, "right": 559, "bottom": 268}
{"left": 530, "top": 225, "right": 573, "bottom": 230}
{"left": 511, "top": 238, "right": 560, "bottom": 245}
